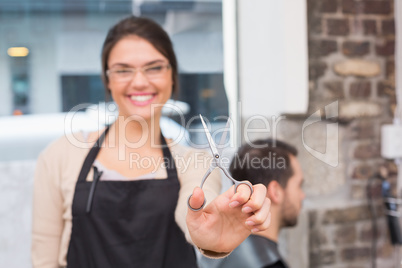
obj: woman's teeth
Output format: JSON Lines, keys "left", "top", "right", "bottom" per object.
{"left": 130, "top": 95, "right": 153, "bottom": 102}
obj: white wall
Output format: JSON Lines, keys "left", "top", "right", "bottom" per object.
{"left": 0, "top": 49, "right": 12, "bottom": 115}
{"left": 0, "top": 160, "right": 35, "bottom": 268}
{"left": 30, "top": 17, "right": 60, "bottom": 114}
{"left": 237, "top": 0, "right": 308, "bottom": 118}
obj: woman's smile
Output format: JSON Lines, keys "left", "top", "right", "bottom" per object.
{"left": 128, "top": 93, "right": 158, "bottom": 106}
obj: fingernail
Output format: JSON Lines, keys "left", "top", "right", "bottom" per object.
{"left": 251, "top": 228, "right": 259, "bottom": 233}
{"left": 242, "top": 206, "right": 252, "bottom": 213}
{"left": 245, "top": 221, "right": 255, "bottom": 226}
{"left": 229, "top": 201, "right": 239, "bottom": 208}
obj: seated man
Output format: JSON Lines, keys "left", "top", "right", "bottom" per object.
{"left": 199, "top": 139, "right": 305, "bottom": 268}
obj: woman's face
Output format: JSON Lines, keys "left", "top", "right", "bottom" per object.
{"left": 107, "top": 35, "right": 173, "bottom": 121}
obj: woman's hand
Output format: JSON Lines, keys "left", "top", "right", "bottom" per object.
{"left": 186, "top": 183, "right": 271, "bottom": 253}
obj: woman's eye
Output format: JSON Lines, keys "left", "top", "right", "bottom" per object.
{"left": 116, "top": 69, "right": 132, "bottom": 74}
{"left": 146, "top": 66, "right": 163, "bottom": 72}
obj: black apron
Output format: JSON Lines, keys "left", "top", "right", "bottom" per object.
{"left": 66, "top": 127, "right": 197, "bottom": 268}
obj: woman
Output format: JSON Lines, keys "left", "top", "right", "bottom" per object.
{"left": 32, "top": 16, "right": 271, "bottom": 268}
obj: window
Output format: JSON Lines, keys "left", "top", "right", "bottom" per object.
{"left": 0, "top": 0, "right": 227, "bottom": 159}
{"left": 61, "top": 75, "right": 105, "bottom": 112}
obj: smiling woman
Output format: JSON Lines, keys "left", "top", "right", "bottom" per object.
{"left": 31, "top": 16, "right": 271, "bottom": 268}
{"left": 1, "top": 2, "right": 231, "bottom": 267}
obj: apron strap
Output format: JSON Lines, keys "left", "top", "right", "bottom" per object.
{"left": 77, "top": 126, "right": 110, "bottom": 182}
{"left": 160, "top": 134, "right": 177, "bottom": 179}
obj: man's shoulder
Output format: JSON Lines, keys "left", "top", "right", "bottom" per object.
{"left": 198, "top": 235, "right": 288, "bottom": 268}
{"left": 263, "top": 260, "right": 288, "bottom": 268}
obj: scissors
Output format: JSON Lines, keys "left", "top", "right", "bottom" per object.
{"left": 187, "top": 115, "right": 254, "bottom": 211}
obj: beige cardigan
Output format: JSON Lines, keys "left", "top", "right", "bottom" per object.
{"left": 31, "top": 132, "right": 222, "bottom": 267}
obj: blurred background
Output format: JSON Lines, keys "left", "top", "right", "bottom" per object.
{"left": 1, "top": 0, "right": 401, "bottom": 267}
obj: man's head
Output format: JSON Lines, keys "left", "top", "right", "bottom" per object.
{"left": 230, "top": 139, "right": 305, "bottom": 228}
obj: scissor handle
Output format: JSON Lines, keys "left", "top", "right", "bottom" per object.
{"left": 220, "top": 167, "right": 254, "bottom": 197}
{"left": 187, "top": 168, "right": 254, "bottom": 211}
{"left": 233, "top": 180, "right": 254, "bottom": 196}
{"left": 187, "top": 194, "right": 206, "bottom": 212}
{"left": 187, "top": 168, "right": 213, "bottom": 211}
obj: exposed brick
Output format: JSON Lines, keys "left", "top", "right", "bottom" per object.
{"left": 310, "top": 229, "right": 328, "bottom": 249}
{"left": 341, "top": 247, "right": 371, "bottom": 262}
{"left": 343, "top": 0, "right": 392, "bottom": 15}
{"left": 363, "top": 20, "right": 377, "bottom": 35}
{"left": 309, "top": 39, "right": 338, "bottom": 57}
{"left": 385, "top": 103, "right": 396, "bottom": 118}
{"left": 365, "top": 180, "right": 382, "bottom": 199}
{"left": 334, "top": 224, "right": 356, "bottom": 244}
{"left": 342, "top": 0, "right": 363, "bottom": 14}
{"left": 377, "top": 80, "right": 395, "bottom": 98}
{"left": 389, "top": 180, "right": 398, "bottom": 197}
{"left": 349, "top": 120, "right": 376, "bottom": 139}
{"left": 323, "top": 80, "right": 345, "bottom": 99}
{"left": 342, "top": 41, "right": 370, "bottom": 57}
{"left": 309, "top": 15, "right": 323, "bottom": 35}
{"left": 352, "top": 163, "right": 374, "bottom": 179}
{"left": 312, "top": 85, "right": 344, "bottom": 102}
{"left": 350, "top": 81, "right": 371, "bottom": 98}
{"left": 352, "top": 183, "right": 382, "bottom": 200}
{"left": 339, "top": 101, "right": 382, "bottom": 120}
{"left": 382, "top": 160, "right": 398, "bottom": 177}
{"left": 354, "top": 143, "right": 381, "bottom": 159}
{"left": 327, "top": 18, "right": 350, "bottom": 36}
{"left": 309, "top": 210, "right": 318, "bottom": 229}
{"left": 360, "top": 221, "right": 384, "bottom": 242}
{"left": 321, "top": 0, "right": 338, "bottom": 13}
{"left": 310, "top": 250, "right": 336, "bottom": 267}
{"left": 363, "top": 0, "right": 392, "bottom": 15}
{"left": 323, "top": 205, "right": 371, "bottom": 224}
{"left": 382, "top": 19, "right": 395, "bottom": 36}
{"left": 384, "top": 60, "right": 394, "bottom": 81}
{"left": 376, "top": 39, "right": 395, "bottom": 56}
{"left": 351, "top": 183, "right": 367, "bottom": 200}
{"left": 377, "top": 241, "right": 394, "bottom": 258}
{"left": 334, "top": 59, "right": 381, "bottom": 77}
{"left": 307, "top": 0, "right": 320, "bottom": 15}
{"left": 309, "top": 61, "right": 327, "bottom": 80}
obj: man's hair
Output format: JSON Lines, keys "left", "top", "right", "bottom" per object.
{"left": 229, "top": 139, "right": 298, "bottom": 188}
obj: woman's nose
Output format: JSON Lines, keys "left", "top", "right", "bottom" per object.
{"left": 129, "top": 70, "right": 150, "bottom": 88}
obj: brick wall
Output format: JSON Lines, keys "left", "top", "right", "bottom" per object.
{"left": 306, "top": 0, "right": 397, "bottom": 267}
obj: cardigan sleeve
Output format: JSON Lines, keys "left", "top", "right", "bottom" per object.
{"left": 173, "top": 146, "right": 230, "bottom": 258}
{"left": 31, "top": 150, "right": 64, "bottom": 268}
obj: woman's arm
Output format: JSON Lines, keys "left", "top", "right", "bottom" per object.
{"left": 32, "top": 152, "right": 64, "bottom": 268}
{"left": 174, "top": 148, "right": 222, "bottom": 253}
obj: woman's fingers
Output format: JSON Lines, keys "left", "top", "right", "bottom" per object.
{"left": 245, "top": 197, "right": 272, "bottom": 232}
{"left": 228, "top": 182, "right": 253, "bottom": 208}
{"left": 240, "top": 184, "right": 267, "bottom": 213}
{"left": 232, "top": 183, "right": 271, "bottom": 232}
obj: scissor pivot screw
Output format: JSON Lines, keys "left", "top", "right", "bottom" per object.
{"left": 215, "top": 154, "right": 219, "bottom": 159}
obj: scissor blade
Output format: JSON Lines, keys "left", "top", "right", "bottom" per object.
{"left": 200, "top": 115, "right": 219, "bottom": 157}
{"left": 217, "top": 117, "right": 231, "bottom": 154}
